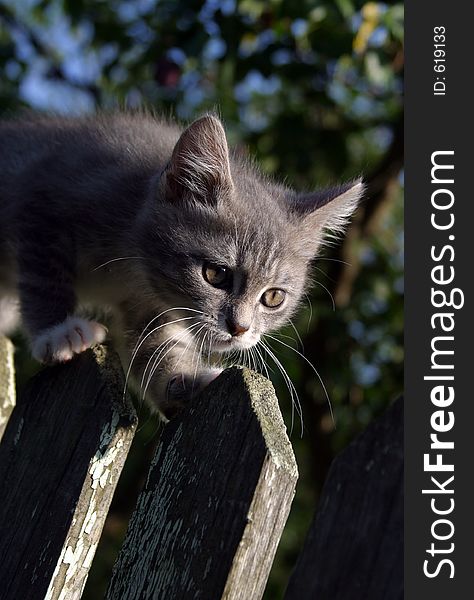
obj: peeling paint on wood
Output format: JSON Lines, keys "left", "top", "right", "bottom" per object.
{"left": 106, "top": 367, "right": 298, "bottom": 600}
{"left": 0, "top": 336, "right": 15, "bottom": 441}
{"left": 0, "top": 344, "right": 137, "bottom": 600}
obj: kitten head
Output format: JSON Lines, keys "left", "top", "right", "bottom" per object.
{"left": 138, "top": 115, "right": 363, "bottom": 353}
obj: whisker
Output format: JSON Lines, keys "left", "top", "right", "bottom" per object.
{"left": 245, "top": 349, "right": 251, "bottom": 370}
{"left": 253, "top": 347, "right": 262, "bottom": 374}
{"left": 135, "top": 307, "right": 206, "bottom": 350}
{"left": 264, "top": 334, "right": 335, "bottom": 428}
{"left": 143, "top": 322, "right": 204, "bottom": 401}
{"left": 313, "top": 280, "right": 336, "bottom": 312}
{"left": 317, "top": 257, "right": 351, "bottom": 266}
{"left": 272, "top": 331, "right": 298, "bottom": 347}
{"left": 246, "top": 348, "right": 252, "bottom": 371}
{"left": 141, "top": 326, "right": 193, "bottom": 394}
{"left": 303, "top": 292, "right": 313, "bottom": 333}
{"left": 192, "top": 326, "right": 209, "bottom": 394}
{"left": 250, "top": 347, "right": 258, "bottom": 373}
{"left": 247, "top": 348, "right": 257, "bottom": 371}
{"left": 123, "top": 315, "right": 198, "bottom": 399}
{"left": 259, "top": 339, "right": 303, "bottom": 437}
{"left": 288, "top": 319, "right": 304, "bottom": 351}
{"left": 92, "top": 256, "right": 145, "bottom": 271}
{"left": 141, "top": 322, "right": 201, "bottom": 391}
{"left": 206, "top": 331, "right": 214, "bottom": 368}
{"left": 124, "top": 307, "right": 206, "bottom": 397}
{"left": 173, "top": 323, "right": 204, "bottom": 374}
{"left": 254, "top": 344, "right": 271, "bottom": 380}
{"left": 226, "top": 349, "right": 240, "bottom": 368}
{"left": 312, "top": 264, "right": 334, "bottom": 281}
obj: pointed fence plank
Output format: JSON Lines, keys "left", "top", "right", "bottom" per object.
{"left": 106, "top": 367, "right": 298, "bottom": 600}
{"left": 0, "top": 336, "right": 15, "bottom": 441}
{"left": 284, "top": 397, "right": 403, "bottom": 600}
{"left": 0, "top": 345, "right": 137, "bottom": 600}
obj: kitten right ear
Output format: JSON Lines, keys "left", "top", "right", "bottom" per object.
{"left": 290, "top": 179, "right": 364, "bottom": 254}
{"left": 161, "top": 115, "right": 234, "bottom": 206}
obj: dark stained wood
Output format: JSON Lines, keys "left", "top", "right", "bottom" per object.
{"left": 106, "top": 367, "right": 298, "bottom": 600}
{"left": 0, "top": 345, "right": 137, "bottom": 600}
{"left": 284, "top": 396, "right": 403, "bottom": 600}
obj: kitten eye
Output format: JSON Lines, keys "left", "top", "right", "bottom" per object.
{"left": 261, "top": 288, "right": 286, "bottom": 308}
{"left": 203, "top": 262, "right": 231, "bottom": 288}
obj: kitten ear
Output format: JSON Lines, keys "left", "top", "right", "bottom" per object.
{"left": 163, "top": 114, "right": 234, "bottom": 205}
{"left": 291, "top": 179, "right": 364, "bottom": 251}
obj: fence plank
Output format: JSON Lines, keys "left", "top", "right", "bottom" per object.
{"left": 0, "top": 345, "right": 137, "bottom": 600}
{"left": 284, "top": 396, "right": 403, "bottom": 600}
{"left": 106, "top": 367, "right": 298, "bottom": 600}
{"left": 0, "top": 336, "right": 16, "bottom": 441}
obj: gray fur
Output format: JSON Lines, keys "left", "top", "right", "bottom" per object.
{"left": 0, "top": 111, "right": 363, "bottom": 416}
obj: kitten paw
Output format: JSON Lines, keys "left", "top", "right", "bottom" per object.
{"left": 161, "top": 368, "right": 223, "bottom": 419}
{"left": 32, "top": 316, "right": 107, "bottom": 364}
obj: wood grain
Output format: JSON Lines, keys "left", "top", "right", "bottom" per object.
{"left": 0, "top": 345, "right": 137, "bottom": 600}
{"left": 284, "top": 397, "right": 403, "bottom": 600}
{"left": 106, "top": 367, "right": 298, "bottom": 600}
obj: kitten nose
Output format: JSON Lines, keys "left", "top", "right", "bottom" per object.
{"left": 226, "top": 318, "right": 249, "bottom": 337}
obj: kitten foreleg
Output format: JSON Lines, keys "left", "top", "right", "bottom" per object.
{"left": 124, "top": 315, "right": 222, "bottom": 418}
{"left": 17, "top": 215, "right": 107, "bottom": 363}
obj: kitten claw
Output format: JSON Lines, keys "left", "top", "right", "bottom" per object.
{"left": 32, "top": 316, "right": 107, "bottom": 364}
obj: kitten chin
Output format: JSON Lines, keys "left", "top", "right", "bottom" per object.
{"left": 210, "top": 334, "right": 261, "bottom": 353}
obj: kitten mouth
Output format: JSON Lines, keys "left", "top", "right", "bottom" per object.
{"left": 210, "top": 335, "right": 258, "bottom": 353}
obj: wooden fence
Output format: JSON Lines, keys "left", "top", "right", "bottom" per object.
{"left": 0, "top": 336, "right": 403, "bottom": 599}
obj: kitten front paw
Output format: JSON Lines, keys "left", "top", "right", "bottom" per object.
{"left": 161, "top": 368, "right": 223, "bottom": 419}
{"left": 32, "top": 316, "right": 107, "bottom": 363}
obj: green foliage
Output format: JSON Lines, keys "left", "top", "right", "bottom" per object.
{"left": 0, "top": 1, "right": 403, "bottom": 597}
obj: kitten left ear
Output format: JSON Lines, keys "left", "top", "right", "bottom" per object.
{"left": 162, "top": 114, "right": 234, "bottom": 206}
{"left": 291, "top": 178, "right": 364, "bottom": 247}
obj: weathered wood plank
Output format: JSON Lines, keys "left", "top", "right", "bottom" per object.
{"left": 0, "top": 336, "right": 15, "bottom": 441}
{"left": 0, "top": 345, "right": 137, "bottom": 600}
{"left": 106, "top": 367, "right": 298, "bottom": 600}
{"left": 284, "top": 396, "right": 403, "bottom": 600}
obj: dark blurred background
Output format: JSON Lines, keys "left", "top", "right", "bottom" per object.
{"left": 0, "top": 0, "right": 403, "bottom": 597}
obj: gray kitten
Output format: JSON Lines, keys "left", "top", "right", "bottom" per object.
{"left": 0, "top": 112, "right": 362, "bottom": 417}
